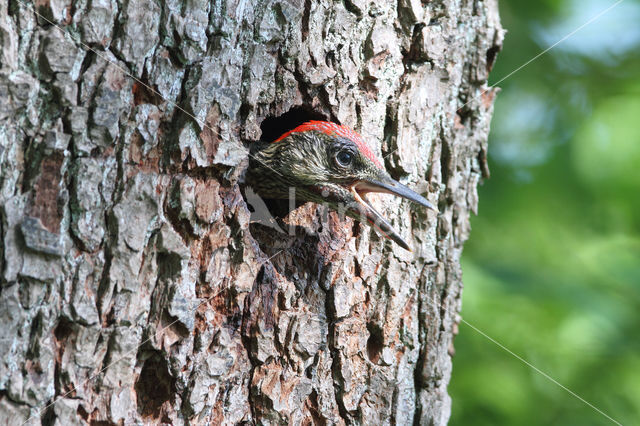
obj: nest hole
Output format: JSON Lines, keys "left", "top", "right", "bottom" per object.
{"left": 259, "top": 106, "right": 327, "bottom": 143}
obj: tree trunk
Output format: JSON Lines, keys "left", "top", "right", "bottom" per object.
{"left": 0, "top": 0, "right": 502, "bottom": 424}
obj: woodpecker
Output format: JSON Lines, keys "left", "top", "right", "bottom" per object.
{"left": 246, "top": 121, "right": 437, "bottom": 250}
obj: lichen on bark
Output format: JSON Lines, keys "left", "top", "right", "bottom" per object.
{"left": 0, "top": 0, "right": 502, "bottom": 424}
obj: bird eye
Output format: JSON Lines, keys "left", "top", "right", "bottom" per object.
{"left": 336, "top": 150, "right": 353, "bottom": 167}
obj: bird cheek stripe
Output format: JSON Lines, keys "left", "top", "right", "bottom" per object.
{"left": 272, "top": 120, "right": 384, "bottom": 169}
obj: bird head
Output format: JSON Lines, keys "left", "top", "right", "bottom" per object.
{"left": 248, "top": 121, "right": 437, "bottom": 250}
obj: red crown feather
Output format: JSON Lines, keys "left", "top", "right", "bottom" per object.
{"left": 273, "top": 121, "right": 383, "bottom": 169}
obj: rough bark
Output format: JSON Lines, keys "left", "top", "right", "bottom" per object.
{"left": 0, "top": 0, "right": 502, "bottom": 424}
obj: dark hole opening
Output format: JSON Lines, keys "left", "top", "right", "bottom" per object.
{"left": 367, "top": 322, "right": 384, "bottom": 364}
{"left": 135, "top": 352, "right": 176, "bottom": 419}
{"left": 53, "top": 318, "right": 74, "bottom": 343}
{"left": 486, "top": 45, "right": 500, "bottom": 73}
{"left": 259, "top": 106, "right": 327, "bottom": 143}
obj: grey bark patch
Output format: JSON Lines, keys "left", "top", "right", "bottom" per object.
{"left": 70, "top": 157, "right": 116, "bottom": 252}
{"left": 39, "top": 28, "right": 85, "bottom": 76}
{"left": 80, "top": 0, "right": 118, "bottom": 46}
{"left": 20, "top": 217, "right": 62, "bottom": 256}
{"left": 112, "top": 0, "right": 161, "bottom": 73}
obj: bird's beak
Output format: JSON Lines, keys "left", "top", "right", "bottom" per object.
{"left": 349, "top": 174, "right": 437, "bottom": 251}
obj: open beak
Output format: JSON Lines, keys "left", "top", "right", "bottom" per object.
{"left": 349, "top": 174, "right": 437, "bottom": 251}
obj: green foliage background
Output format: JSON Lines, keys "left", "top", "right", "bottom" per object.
{"left": 449, "top": 0, "right": 640, "bottom": 424}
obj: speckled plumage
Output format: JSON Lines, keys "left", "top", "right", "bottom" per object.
{"left": 248, "top": 126, "right": 378, "bottom": 202}
{"left": 246, "top": 121, "right": 436, "bottom": 250}
{"left": 272, "top": 121, "right": 383, "bottom": 169}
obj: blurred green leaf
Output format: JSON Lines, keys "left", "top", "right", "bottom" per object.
{"left": 573, "top": 96, "right": 640, "bottom": 194}
{"left": 450, "top": 0, "right": 640, "bottom": 424}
